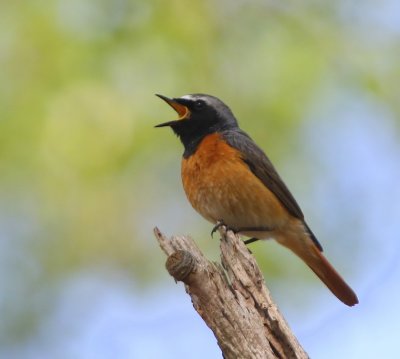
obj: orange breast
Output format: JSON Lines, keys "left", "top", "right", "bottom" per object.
{"left": 181, "top": 133, "right": 290, "bottom": 231}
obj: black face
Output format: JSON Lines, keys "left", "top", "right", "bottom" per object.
{"left": 157, "top": 93, "right": 237, "bottom": 135}
{"left": 156, "top": 93, "right": 238, "bottom": 157}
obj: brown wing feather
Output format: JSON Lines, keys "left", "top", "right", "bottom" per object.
{"left": 222, "top": 129, "right": 323, "bottom": 251}
{"left": 222, "top": 129, "right": 303, "bottom": 219}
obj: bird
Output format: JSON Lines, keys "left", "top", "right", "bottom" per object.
{"left": 155, "top": 93, "right": 358, "bottom": 306}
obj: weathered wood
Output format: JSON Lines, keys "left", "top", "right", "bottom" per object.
{"left": 154, "top": 226, "right": 309, "bottom": 359}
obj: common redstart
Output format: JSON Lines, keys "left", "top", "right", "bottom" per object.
{"left": 155, "top": 93, "right": 358, "bottom": 306}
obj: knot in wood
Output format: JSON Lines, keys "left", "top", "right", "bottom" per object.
{"left": 166, "top": 250, "right": 196, "bottom": 282}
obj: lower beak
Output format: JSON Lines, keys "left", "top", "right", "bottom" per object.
{"left": 154, "top": 120, "right": 178, "bottom": 128}
{"left": 155, "top": 94, "right": 190, "bottom": 127}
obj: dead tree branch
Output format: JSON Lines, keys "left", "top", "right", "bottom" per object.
{"left": 154, "top": 226, "right": 309, "bottom": 359}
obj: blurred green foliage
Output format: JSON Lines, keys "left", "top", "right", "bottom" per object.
{"left": 0, "top": 0, "right": 399, "bottom": 349}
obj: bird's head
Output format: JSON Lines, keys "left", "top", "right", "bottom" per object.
{"left": 155, "top": 94, "right": 238, "bottom": 149}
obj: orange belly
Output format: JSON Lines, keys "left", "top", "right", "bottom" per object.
{"left": 181, "top": 133, "right": 291, "bottom": 236}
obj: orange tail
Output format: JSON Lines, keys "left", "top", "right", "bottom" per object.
{"left": 279, "top": 236, "right": 359, "bottom": 306}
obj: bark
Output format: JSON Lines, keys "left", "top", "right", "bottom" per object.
{"left": 153, "top": 226, "right": 309, "bottom": 359}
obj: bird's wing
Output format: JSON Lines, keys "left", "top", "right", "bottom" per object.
{"left": 222, "top": 129, "right": 323, "bottom": 251}
{"left": 222, "top": 129, "right": 304, "bottom": 219}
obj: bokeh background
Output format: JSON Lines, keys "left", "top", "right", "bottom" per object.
{"left": 1, "top": 1, "right": 399, "bottom": 358}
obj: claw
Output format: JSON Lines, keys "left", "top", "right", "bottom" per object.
{"left": 211, "top": 220, "right": 225, "bottom": 238}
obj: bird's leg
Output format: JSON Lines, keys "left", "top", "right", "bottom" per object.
{"left": 211, "top": 219, "right": 239, "bottom": 237}
{"left": 244, "top": 237, "right": 260, "bottom": 245}
{"left": 212, "top": 223, "right": 271, "bottom": 246}
{"left": 234, "top": 226, "right": 272, "bottom": 233}
{"left": 234, "top": 226, "right": 273, "bottom": 245}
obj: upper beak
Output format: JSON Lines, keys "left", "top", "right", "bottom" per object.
{"left": 155, "top": 94, "right": 190, "bottom": 127}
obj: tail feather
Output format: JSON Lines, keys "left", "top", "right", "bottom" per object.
{"left": 306, "top": 246, "right": 358, "bottom": 306}
{"left": 279, "top": 235, "right": 359, "bottom": 306}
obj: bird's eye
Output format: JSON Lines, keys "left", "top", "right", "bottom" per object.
{"left": 194, "top": 100, "right": 205, "bottom": 110}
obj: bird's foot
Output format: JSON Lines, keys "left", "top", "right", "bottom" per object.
{"left": 212, "top": 223, "right": 271, "bottom": 244}
{"left": 211, "top": 220, "right": 241, "bottom": 237}
{"left": 237, "top": 226, "right": 272, "bottom": 245}
{"left": 234, "top": 226, "right": 272, "bottom": 233}
{"left": 211, "top": 220, "right": 229, "bottom": 237}
{"left": 244, "top": 237, "right": 260, "bottom": 245}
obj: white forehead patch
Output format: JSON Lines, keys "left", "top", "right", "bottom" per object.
{"left": 181, "top": 94, "right": 195, "bottom": 100}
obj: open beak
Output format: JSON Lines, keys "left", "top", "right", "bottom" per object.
{"left": 155, "top": 94, "right": 190, "bottom": 127}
